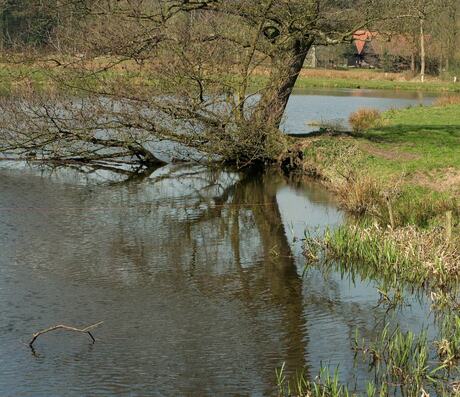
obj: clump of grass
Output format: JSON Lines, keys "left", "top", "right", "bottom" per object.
{"left": 353, "top": 325, "right": 444, "bottom": 397}
{"left": 391, "top": 189, "right": 459, "bottom": 228}
{"left": 333, "top": 172, "right": 384, "bottom": 215}
{"left": 434, "top": 95, "right": 460, "bottom": 107}
{"left": 276, "top": 363, "right": 359, "bottom": 397}
{"left": 307, "top": 118, "right": 347, "bottom": 132}
{"left": 349, "top": 108, "right": 383, "bottom": 133}
{"left": 436, "top": 313, "right": 460, "bottom": 367}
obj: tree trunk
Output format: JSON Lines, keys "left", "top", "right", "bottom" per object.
{"left": 439, "top": 51, "right": 443, "bottom": 76}
{"left": 420, "top": 17, "right": 426, "bottom": 83}
{"left": 446, "top": 0, "right": 458, "bottom": 74}
{"left": 253, "top": 37, "right": 314, "bottom": 129}
{"left": 411, "top": 52, "right": 416, "bottom": 73}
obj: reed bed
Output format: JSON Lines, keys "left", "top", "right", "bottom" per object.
{"left": 277, "top": 318, "right": 460, "bottom": 397}
{"left": 304, "top": 224, "right": 460, "bottom": 295}
{"left": 436, "top": 313, "right": 460, "bottom": 367}
{"left": 353, "top": 323, "right": 460, "bottom": 397}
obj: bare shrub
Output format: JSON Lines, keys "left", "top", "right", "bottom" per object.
{"left": 349, "top": 108, "right": 382, "bottom": 133}
{"left": 434, "top": 96, "right": 460, "bottom": 107}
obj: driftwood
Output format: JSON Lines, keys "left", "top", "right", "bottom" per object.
{"left": 29, "top": 321, "right": 103, "bottom": 348}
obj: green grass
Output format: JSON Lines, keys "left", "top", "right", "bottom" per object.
{"left": 363, "top": 104, "right": 460, "bottom": 175}
{"left": 300, "top": 103, "right": 460, "bottom": 226}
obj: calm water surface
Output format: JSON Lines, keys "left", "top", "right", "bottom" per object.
{"left": 0, "top": 163, "right": 435, "bottom": 396}
{"left": 283, "top": 88, "right": 436, "bottom": 134}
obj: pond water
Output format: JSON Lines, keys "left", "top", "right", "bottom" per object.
{"left": 283, "top": 88, "right": 436, "bottom": 135}
{"left": 0, "top": 164, "right": 436, "bottom": 396}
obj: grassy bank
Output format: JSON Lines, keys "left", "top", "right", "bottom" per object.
{"left": 291, "top": 103, "right": 460, "bottom": 397}
{"left": 0, "top": 59, "right": 161, "bottom": 95}
{"left": 295, "top": 68, "right": 460, "bottom": 92}
{"left": 299, "top": 102, "right": 460, "bottom": 222}
{"left": 299, "top": 102, "right": 460, "bottom": 301}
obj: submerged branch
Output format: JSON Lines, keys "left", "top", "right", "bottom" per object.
{"left": 29, "top": 321, "right": 104, "bottom": 348}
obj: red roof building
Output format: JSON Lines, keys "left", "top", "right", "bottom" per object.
{"left": 353, "top": 30, "right": 377, "bottom": 55}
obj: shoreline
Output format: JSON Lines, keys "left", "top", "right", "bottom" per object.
{"left": 290, "top": 102, "right": 459, "bottom": 298}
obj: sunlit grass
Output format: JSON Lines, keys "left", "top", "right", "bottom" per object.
{"left": 300, "top": 104, "right": 460, "bottom": 233}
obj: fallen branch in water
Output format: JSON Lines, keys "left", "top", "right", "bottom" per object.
{"left": 29, "top": 321, "right": 103, "bottom": 348}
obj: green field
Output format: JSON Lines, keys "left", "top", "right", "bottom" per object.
{"left": 359, "top": 104, "right": 460, "bottom": 178}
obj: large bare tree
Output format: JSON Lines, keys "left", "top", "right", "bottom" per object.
{"left": 0, "top": 0, "right": 397, "bottom": 168}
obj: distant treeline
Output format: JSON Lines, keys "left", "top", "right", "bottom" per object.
{"left": 0, "top": 0, "right": 89, "bottom": 47}
{"left": 0, "top": 0, "right": 459, "bottom": 76}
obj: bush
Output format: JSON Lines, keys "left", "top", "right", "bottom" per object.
{"left": 348, "top": 108, "right": 382, "bottom": 133}
{"left": 433, "top": 95, "right": 460, "bottom": 107}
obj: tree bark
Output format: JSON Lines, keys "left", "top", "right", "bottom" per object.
{"left": 253, "top": 37, "right": 314, "bottom": 129}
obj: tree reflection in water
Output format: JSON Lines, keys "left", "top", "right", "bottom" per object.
{"left": 0, "top": 163, "right": 432, "bottom": 396}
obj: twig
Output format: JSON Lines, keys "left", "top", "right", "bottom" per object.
{"left": 29, "top": 321, "right": 103, "bottom": 348}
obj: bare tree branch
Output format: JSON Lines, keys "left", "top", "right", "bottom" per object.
{"left": 29, "top": 321, "right": 104, "bottom": 348}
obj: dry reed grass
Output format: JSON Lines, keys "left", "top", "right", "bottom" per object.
{"left": 333, "top": 173, "right": 383, "bottom": 215}
{"left": 349, "top": 108, "right": 383, "bottom": 133}
{"left": 376, "top": 225, "right": 458, "bottom": 277}
{"left": 305, "top": 221, "right": 460, "bottom": 300}
{"left": 298, "top": 68, "right": 405, "bottom": 81}
{"left": 434, "top": 95, "right": 460, "bottom": 107}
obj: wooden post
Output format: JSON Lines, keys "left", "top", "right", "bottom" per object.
{"left": 420, "top": 17, "right": 426, "bottom": 83}
{"left": 385, "top": 196, "right": 395, "bottom": 229}
{"left": 445, "top": 211, "right": 452, "bottom": 244}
